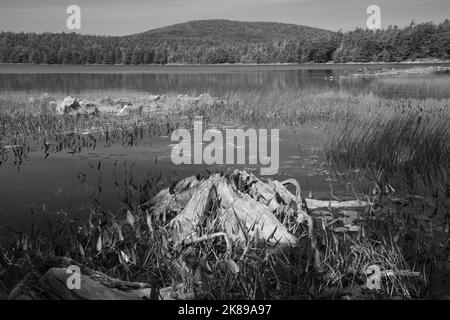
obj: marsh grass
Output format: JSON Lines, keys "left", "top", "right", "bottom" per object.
{"left": 368, "top": 76, "right": 450, "bottom": 99}
{"left": 0, "top": 87, "right": 449, "bottom": 299}
{"left": 0, "top": 89, "right": 362, "bottom": 166}
{"left": 325, "top": 106, "right": 450, "bottom": 194}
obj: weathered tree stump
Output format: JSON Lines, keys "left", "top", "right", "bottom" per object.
{"left": 149, "top": 170, "right": 369, "bottom": 269}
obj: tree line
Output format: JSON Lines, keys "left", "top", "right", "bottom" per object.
{"left": 0, "top": 20, "right": 449, "bottom": 65}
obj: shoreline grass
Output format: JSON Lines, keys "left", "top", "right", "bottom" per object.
{"left": 0, "top": 87, "right": 449, "bottom": 299}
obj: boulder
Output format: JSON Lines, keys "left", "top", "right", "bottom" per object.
{"left": 75, "top": 100, "right": 99, "bottom": 116}
{"left": 55, "top": 97, "right": 99, "bottom": 116}
{"left": 56, "top": 96, "right": 79, "bottom": 115}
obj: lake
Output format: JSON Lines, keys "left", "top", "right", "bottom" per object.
{"left": 0, "top": 63, "right": 449, "bottom": 230}
{"left": 1, "top": 63, "right": 449, "bottom": 98}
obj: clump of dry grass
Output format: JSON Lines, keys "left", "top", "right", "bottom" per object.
{"left": 325, "top": 110, "right": 450, "bottom": 194}
{"left": 369, "top": 76, "right": 450, "bottom": 99}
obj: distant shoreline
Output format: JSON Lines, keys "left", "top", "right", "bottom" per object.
{"left": 1, "top": 59, "right": 450, "bottom": 67}
{"left": 1, "top": 61, "right": 450, "bottom": 75}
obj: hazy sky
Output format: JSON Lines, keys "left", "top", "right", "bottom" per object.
{"left": 0, "top": 0, "right": 449, "bottom": 35}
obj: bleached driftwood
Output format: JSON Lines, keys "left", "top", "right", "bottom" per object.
{"left": 304, "top": 199, "right": 370, "bottom": 210}
{"left": 152, "top": 172, "right": 300, "bottom": 247}
{"left": 148, "top": 170, "right": 370, "bottom": 269}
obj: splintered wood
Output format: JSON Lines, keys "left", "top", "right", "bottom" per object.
{"left": 149, "top": 169, "right": 369, "bottom": 259}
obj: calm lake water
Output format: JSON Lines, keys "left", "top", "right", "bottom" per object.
{"left": 0, "top": 64, "right": 449, "bottom": 229}
{"left": 1, "top": 63, "right": 449, "bottom": 98}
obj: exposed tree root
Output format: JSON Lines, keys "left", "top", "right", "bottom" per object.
{"left": 149, "top": 169, "right": 370, "bottom": 269}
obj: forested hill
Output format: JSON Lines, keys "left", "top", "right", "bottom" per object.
{"left": 0, "top": 19, "right": 449, "bottom": 65}
{"left": 130, "top": 20, "right": 333, "bottom": 45}
{"left": 124, "top": 20, "right": 338, "bottom": 63}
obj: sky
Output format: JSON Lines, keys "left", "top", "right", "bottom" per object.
{"left": 0, "top": 0, "right": 449, "bottom": 36}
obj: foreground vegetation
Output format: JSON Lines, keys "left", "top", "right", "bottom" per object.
{"left": 0, "top": 85, "right": 449, "bottom": 299}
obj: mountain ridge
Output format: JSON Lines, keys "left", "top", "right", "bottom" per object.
{"left": 125, "top": 19, "right": 336, "bottom": 46}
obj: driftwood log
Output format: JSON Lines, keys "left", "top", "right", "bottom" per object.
{"left": 6, "top": 257, "right": 155, "bottom": 300}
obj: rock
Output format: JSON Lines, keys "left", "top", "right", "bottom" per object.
{"left": 174, "top": 93, "right": 225, "bottom": 110}
{"left": 55, "top": 97, "right": 99, "bottom": 116}
{"left": 148, "top": 94, "right": 161, "bottom": 102}
{"left": 75, "top": 100, "right": 99, "bottom": 116}
{"left": 100, "top": 97, "right": 115, "bottom": 105}
{"left": 114, "top": 98, "right": 132, "bottom": 107}
{"left": 56, "top": 96, "right": 79, "bottom": 115}
{"left": 117, "top": 104, "right": 143, "bottom": 116}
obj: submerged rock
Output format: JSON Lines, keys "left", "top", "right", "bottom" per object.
{"left": 148, "top": 94, "right": 161, "bottom": 102}
{"left": 56, "top": 93, "right": 224, "bottom": 116}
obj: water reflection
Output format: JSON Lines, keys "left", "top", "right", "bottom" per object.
{"left": 0, "top": 70, "right": 343, "bottom": 96}
{"left": 1, "top": 65, "right": 448, "bottom": 99}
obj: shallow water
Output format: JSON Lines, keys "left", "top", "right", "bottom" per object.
{"left": 1, "top": 125, "right": 349, "bottom": 228}
{"left": 0, "top": 63, "right": 449, "bottom": 228}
